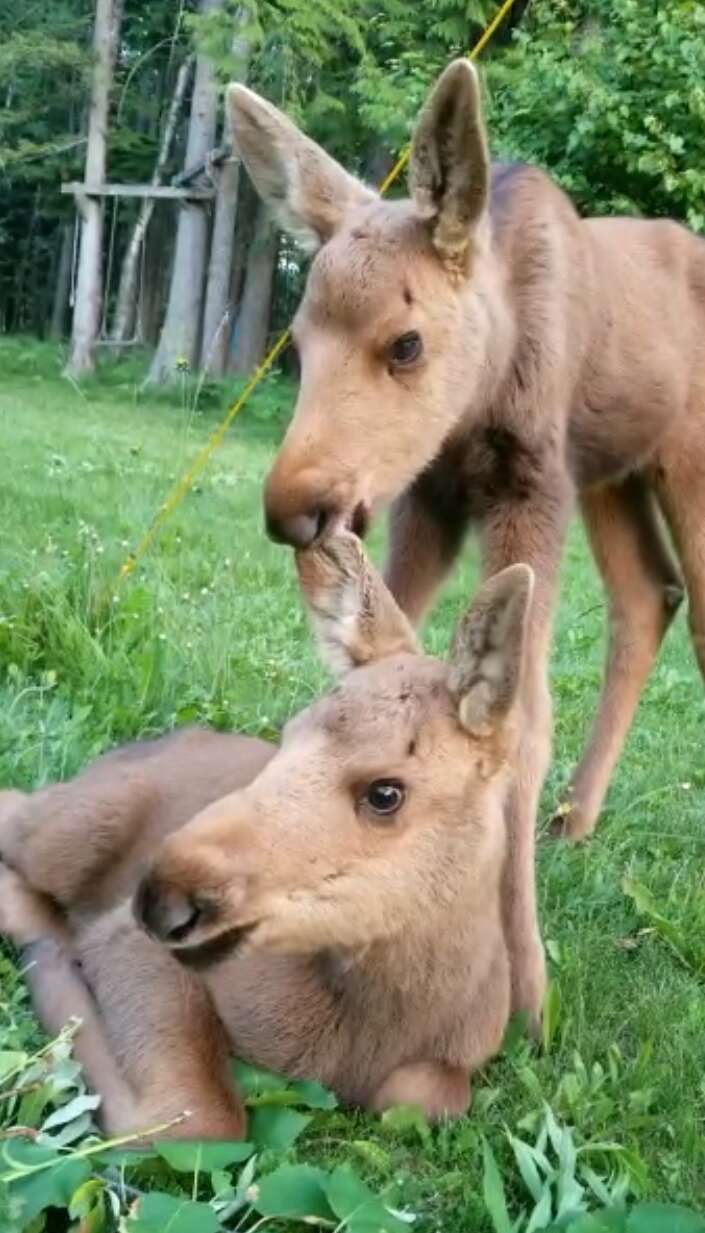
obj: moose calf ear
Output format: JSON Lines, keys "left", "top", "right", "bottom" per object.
{"left": 409, "top": 58, "right": 490, "bottom": 272}
{"left": 448, "top": 564, "right": 534, "bottom": 737}
{"left": 227, "top": 84, "right": 376, "bottom": 252}
{"left": 296, "top": 533, "right": 419, "bottom": 676}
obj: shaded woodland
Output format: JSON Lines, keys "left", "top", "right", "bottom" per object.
{"left": 1, "top": 0, "right": 702, "bottom": 385}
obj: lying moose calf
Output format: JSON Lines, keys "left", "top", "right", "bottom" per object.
{"left": 0, "top": 534, "right": 533, "bottom": 1140}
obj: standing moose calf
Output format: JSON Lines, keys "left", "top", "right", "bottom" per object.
{"left": 227, "top": 59, "right": 705, "bottom": 1024}
{"left": 0, "top": 536, "right": 533, "bottom": 1139}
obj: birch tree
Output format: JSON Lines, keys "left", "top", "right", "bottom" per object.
{"left": 200, "top": 15, "right": 251, "bottom": 378}
{"left": 63, "top": 0, "right": 123, "bottom": 378}
{"left": 110, "top": 55, "right": 194, "bottom": 346}
{"left": 146, "top": 0, "right": 223, "bottom": 386}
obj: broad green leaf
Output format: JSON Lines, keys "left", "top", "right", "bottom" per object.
{"left": 44, "top": 1110, "right": 95, "bottom": 1146}
{"left": 231, "top": 1059, "right": 288, "bottom": 1099}
{"left": 325, "top": 1165, "right": 408, "bottom": 1233}
{"left": 379, "top": 1104, "right": 431, "bottom": 1144}
{"left": 501, "top": 1011, "right": 533, "bottom": 1056}
{"left": 526, "top": 1187, "right": 553, "bottom": 1233}
{"left": 155, "top": 1140, "right": 254, "bottom": 1172}
{"left": 508, "top": 1132, "right": 546, "bottom": 1202}
{"left": 9, "top": 1156, "right": 92, "bottom": 1224}
{"left": 543, "top": 980, "right": 562, "bottom": 1053}
{"left": 42, "top": 1091, "right": 101, "bottom": 1130}
{"left": 213, "top": 1151, "right": 258, "bottom": 1218}
{"left": 626, "top": 1204, "right": 705, "bottom": 1233}
{"left": 558, "top": 1216, "right": 627, "bottom": 1233}
{"left": 482, "top": 1138, "right": 512, "bottom": 1233}
{"left": 581, "top": 1167, "right": 614, "bottom": 1208}
{"left": 288, "top": 1076, "right": 338, "bottom": 1109}
{"left": 210, "top": 1168, "right": 234, "bottom": 1199}
{"left": 126, "top": 1192, "right": 222, "bottom": 1233}
{"left": 248, "top": 1105, "right": 311, "bottom": 1149}
{"left": 543, "top": 1104, "right": 564, "bottom": 1157}
{"left": 0, "top": 1051, "right": 29, "bottom": 1083}
{"left": 69, "top": 1177, "right": 106, "bottom": 1217}
{"left": 69, "top": 1177, "right": 109, "bottom": 1232}
{"left": 16, "top": 1083, "right": 53, "bottom": 1129}
{"left": 230, "top": 1060, "right": 336, "bottom": 1110}
{"left": 621, "top": 879, "right": 692, "bottom": 970}
{"left": 254, "top": 1163, "right": 336, "bottom": 1222}
{"left": 0, "top": 1139, "right": 60, "bottom": 1175}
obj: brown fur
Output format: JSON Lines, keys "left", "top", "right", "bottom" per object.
{"left": 227, "top": 59, "right": 705, "bottom": 1019}
{"left": 0, "top": 536, "right": 534, "bottom": 1140}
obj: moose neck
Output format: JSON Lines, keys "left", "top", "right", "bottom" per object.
{"left": 459, "top": 256, "right": 518, "bottom": 431}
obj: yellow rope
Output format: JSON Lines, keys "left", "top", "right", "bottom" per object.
{"left": 119, "top": 328, "right": 290, "bottom": 577}
{"left": 119, "top": 0, "right": 517, "bottom": 580}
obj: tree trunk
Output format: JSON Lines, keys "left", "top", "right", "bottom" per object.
{"left": 49, "top": 221, "right": 74, "bottom": 340}
{"left": 146, "top": 0, "right": 222, "bottom": 386}
{"left": 227, "top": 202, "right": 278, "bottom": 376}
{"left": 110, "top": 55, "right": 194, "bottom": 346}
{"left": 139, "top": 204, "right": 173, "bottom": 347}
{"left": 63, "top": 0, "right": 123, "bottom": 378}
{"left": 228, "top": 176, "right": 256, "bottom": 315}
{"left": 15, "top": 188, "right": 41, "bottom": 333}
{"left": 493, "top": 0, "right": 532, "bottom": 44}
{"left": 200, "top": 19, "right": 251, "bottom": 378}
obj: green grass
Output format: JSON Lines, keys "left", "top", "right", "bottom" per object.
{"left": 1, "top": 337, "right": 704, "bottom": 1230}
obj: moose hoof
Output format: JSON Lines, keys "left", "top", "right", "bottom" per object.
{"left": 548, "top": 801, "right": 596, "bottom": 843}
{"left": 0, "top": 862, "right": 62, "bottom": 945}
{"left": 371, "top": 1061, "right": 470, "bottom": 1122}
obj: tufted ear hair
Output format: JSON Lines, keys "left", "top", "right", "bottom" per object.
{"left": 409, "top": 58, "right": 490, "bottom": 273}
{"left": 447, "top": 564, "right": 534, "bottom": 737}
{"left": 295, "top": 533, "right": 419, "bottom": 676}
{"left": 227, "top": 84, "right": 376, "bottom": 253}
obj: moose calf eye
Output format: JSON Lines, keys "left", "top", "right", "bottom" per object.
{"left": 363, "top": 779, "right": 406, "bottom": 819}
{"left": 389, "top": 331, "right": 422, "bottom": 367}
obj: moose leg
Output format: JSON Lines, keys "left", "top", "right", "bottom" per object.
{"left": 0, "top": 862, "right": 137, "bottom": 1133}
{"left": 553, "top": 477, "right": 683, "bottom": 840}
{"left": 653, "top": 452, "right": 705, "bottom": 687}
{"left": 384, "top": 482, "right": 470, "bottom": 625}
{"left": 0, "top": 864, "right": 246, "bottom": 1140}
{"left": 370, "top": 1061, "right": 470, "bottom": 1121}
{"left": 480, "top": 475, "right": 573, "bottom": 1027}
{"left": 74, "top": 906, "right": 247, "bottom": 1140}
{"left": 0, "top": 775, "right": 157, "bottom": 907}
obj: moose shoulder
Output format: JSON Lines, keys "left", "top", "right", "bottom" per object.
{"left": 227, "top": 61, "right": 704, "bottom": 1025}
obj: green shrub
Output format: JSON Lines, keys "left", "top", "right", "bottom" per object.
{"left": 487, "top": 0, "right": 705, "bottom": 230}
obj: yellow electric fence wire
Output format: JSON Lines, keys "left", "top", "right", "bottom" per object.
{"left": 119, "top": 0, "right": 517, "bottom": 581}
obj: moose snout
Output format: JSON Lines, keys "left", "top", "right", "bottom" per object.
{"left": 134, "top": 874, "right": 214, "bottom": 945}
{"left": 266, "top": 506, "right": 330, "bottom": 548}
{"left": 264, "top": 483, "right": 371, "bottom": 548}
{"left": 264, "top": 462, "right": 362, "bottom": 548}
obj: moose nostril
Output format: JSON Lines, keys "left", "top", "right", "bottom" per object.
{"left": 265, "top": 508, "right": 330, "bottom": 548}
{"left": 134, "top": 876, "right": 204, "bottom": 945}
{"left": 163, "top": 898, "right": 202, "bottom": 944}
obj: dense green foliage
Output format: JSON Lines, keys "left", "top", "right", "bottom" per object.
{"left": 487, "top": 0, "right": 705, "bottom": 229}
{"left": 0, "top": 0, "right": 498, "bottom": 339}
{"left": 9, "top": 0, "right": 705, "bottom": 349}
{"left": 1, "top": 341, "right": 705, "bottom": 1228}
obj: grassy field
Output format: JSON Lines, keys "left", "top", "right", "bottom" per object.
{"left": 1, "top": 337, "right": 704, "bottom": 1231}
